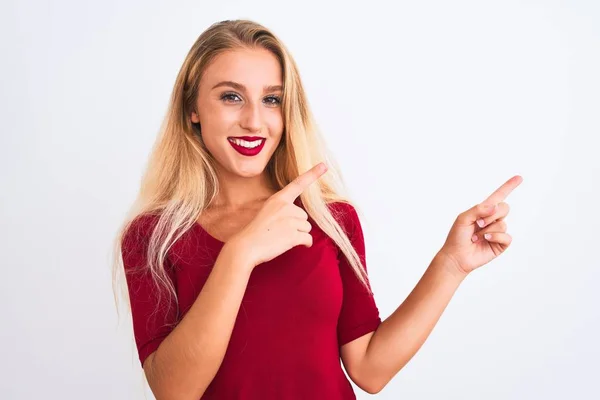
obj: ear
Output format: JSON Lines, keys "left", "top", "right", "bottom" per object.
{"left": 191, "top": 111, "right": 200, "bottom": 124}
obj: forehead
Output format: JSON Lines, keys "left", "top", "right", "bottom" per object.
{"left": 201, "top": 48, "right": 282, "bottom": 90}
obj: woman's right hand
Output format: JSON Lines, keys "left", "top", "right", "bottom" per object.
{"left": 227, "top": 162, "right": 328, "bottom": 269}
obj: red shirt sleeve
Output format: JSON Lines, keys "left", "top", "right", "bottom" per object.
{"left": 330, "top": 202, "right": 382, "bottom": 346}
{"left": 121, "top": 214, "right": 178, "bottom": 367}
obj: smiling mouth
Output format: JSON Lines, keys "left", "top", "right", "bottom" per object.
{"left": 227, "top": 136, "right": 266, "bottom": 156}
{"left": 227, "top": 137, "right": 265, "bottom": 148}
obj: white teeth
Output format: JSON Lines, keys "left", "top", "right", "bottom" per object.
{"left": 229, "top": 138, "right": 263, "bottom": 148}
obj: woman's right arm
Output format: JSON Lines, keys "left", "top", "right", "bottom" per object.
{"left": 140, "top": 163, "right": 327, "bottom": 399}
{"left": 143, "top": 241, "right": 253, "bottom": 400}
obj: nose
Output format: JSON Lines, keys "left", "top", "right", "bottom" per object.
{"left": 239, "top": 100, "right": 263, "bottom": 133}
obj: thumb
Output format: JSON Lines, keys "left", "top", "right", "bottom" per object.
{"left": 456, "top": 203, "right": 497, "bottom": 226}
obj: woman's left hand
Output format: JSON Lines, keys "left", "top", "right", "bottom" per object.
{"left": 438, "top": 175, "right": 523, "bottom": 276}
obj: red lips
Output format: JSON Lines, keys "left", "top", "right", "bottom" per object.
{"left": 227, "top": 137, "right": 266, "bottom": 157}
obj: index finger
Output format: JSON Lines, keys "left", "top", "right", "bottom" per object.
{"left": 483, "top": 175, "right": 523, "bottom": 205}
{"left": 278, "top": 163, "right": 328, "bottom": 202}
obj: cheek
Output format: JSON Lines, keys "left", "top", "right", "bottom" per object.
{"left": 266, "top": 111, "right": 284, "bottom": 138}
{"left": 218, "top": 108, "right": 240, "bottom": 126}
{"left": 201, "top": 107, "right": 237, "bottom": 138}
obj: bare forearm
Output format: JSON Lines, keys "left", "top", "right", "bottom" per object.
{"left": 363, "top": 252, "right": 466, "bottom": 389}
{"left": 146, "top": 242, "right": 252, "bottom": 400}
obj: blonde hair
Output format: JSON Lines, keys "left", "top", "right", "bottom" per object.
{"left": 111, "top": 19, "right": 372, "bottom": 325}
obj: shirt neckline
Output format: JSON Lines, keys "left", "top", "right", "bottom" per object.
{"left": 191, "top": 220, "right": 227, "bottom": 247}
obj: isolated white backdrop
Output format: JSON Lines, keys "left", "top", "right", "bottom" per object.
{"left": 1, "top": 0, "right": 598, "bottom": 399}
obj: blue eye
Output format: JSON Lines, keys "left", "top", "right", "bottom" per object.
{"left": 263, "top": 96, "right": 281, "bottom": 106}
{"left": 220, "top": 92, "right": 241, "bottom": 103}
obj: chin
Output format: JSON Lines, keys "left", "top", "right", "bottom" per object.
{"left": 229, "top": 161, "right": 269, "bottom": 178}
{"left": 232, "top": 168, "right": 263, "bottom": 178}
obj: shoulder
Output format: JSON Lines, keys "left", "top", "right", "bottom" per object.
{"left": 326, "top": 201, "right": 362, "bottom": 235}
{"left": 120, "top": 213, "right": 162, "bottom": 259}
{"left": 327, "top": 200, "right": 358, "bottom": 216}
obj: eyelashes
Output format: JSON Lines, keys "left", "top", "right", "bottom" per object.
{"left": 220, "top": 92, "right": 281, "bottom": 106}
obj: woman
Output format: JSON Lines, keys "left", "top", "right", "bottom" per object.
{"left": 113, "top": 19, "right": 522, "bottom": 399}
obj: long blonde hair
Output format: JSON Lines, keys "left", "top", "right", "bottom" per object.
{"left": 111, "top": 19, "right": 372, "bottom": 324}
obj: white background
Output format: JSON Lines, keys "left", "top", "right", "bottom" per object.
{"left": 1, "top": 0, "right": 599, "bottom": 399}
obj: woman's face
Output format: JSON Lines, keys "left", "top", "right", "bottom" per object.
{"left": 192, "top": 47, "right": 284, "bottom": 178}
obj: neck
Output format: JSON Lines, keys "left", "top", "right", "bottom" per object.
{"left": 211, "top": 166, "right": 277, "bottom": 209}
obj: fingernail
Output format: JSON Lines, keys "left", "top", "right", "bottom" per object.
{"left": 477, "top": 219, "right": 485, "bottom": 228}
{"left": 472, "top": 234, "right": 478, "bottom": 242}
{"left": 484, "top": 233, "right": 492, "bottom": 240}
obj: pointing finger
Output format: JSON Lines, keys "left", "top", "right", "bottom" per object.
{"left": 277, "top": 163, "right": 328, "bottom": 202}
{"left": 483, "top": 175, "right": 523, "bottom": 205}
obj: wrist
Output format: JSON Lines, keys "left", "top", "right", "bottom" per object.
{"left": 433, "top": 250, "right": 469, "bottom": 282}
{"left": 221, "top": 237, "right": 256, "bottom": 273}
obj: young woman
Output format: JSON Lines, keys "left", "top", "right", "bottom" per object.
{"left": 113, "top": 19, "right": 522, "bottom": 399}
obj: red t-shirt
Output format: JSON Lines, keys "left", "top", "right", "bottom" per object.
{"left": 121, "top": 201, "right": 381, "bottom": 399}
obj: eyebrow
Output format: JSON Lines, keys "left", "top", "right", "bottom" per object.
{"left": 211, "top": 80, "right": 283, "bottom": 93}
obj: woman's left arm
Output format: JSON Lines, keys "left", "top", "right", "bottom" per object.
{"left": 341, "top": 175, "right": 523, "bottom": 393}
